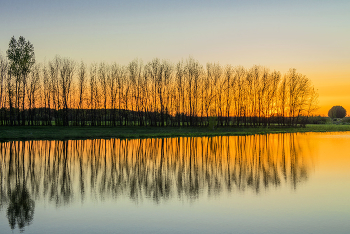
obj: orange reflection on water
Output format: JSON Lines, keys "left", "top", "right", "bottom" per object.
{"left": 307, "top": 132, "right": 350, "bottom": 175}
{"left": 0, "top": 134, "right": 316, "bottom": 207}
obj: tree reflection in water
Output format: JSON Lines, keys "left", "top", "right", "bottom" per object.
{"left": 0, "top": 134, "right": 315, "bottom": 231}
{"left": 0, "top": 142, "right": 35, "bottom": 232}
{"left": 7, "top": 185, "right": 35, "bottom": 232}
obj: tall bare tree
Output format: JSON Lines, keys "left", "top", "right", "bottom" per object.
{"left": 98, "top": 63, "right": 108, "bottom": 125}
{"left": 89, "top": 63, "right": 98, "bottom": 126}
{"left": 78, "top": 61, "right": 87, "bottom": 126}
{"left": 27, "top": 64, "right": 40, "bottom": 125}
{"left": 59, "top": 58, "right": 75, "bottom": 126}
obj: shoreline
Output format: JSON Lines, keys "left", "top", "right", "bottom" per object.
{"left": 1, "top": 124, "right": 350, "bottom": 142}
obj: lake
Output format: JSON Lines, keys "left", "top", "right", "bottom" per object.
{"left": 0, "top": 132, "right": 349, "bottom": 234}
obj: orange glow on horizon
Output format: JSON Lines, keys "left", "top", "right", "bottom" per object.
{"left": 310, "top": 71, "right": 350, "bottom": 116}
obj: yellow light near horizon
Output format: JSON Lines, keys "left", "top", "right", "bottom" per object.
{"left": 305, "top": 68, "right": 350, "bottom": 116}
{"left": 312, "top": 83, "right": 350, "bottom": 116}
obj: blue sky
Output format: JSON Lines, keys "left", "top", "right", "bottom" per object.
{"left": 1, "top": 0, "right": 348, "bottom": 65}
{"left": 1, "top": 0, "right": 349, "bottom": 113}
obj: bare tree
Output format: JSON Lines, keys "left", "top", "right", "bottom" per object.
{"left": 233, "top": 66, "right": 246, "bottom": 126}
{"left": 78, "top": 61, "right": 87, "bottom": 126}
{"left": 304, "top": 87, "right": 319, "bottom": 124}
{"left": 286, "top": 69, "right": 311, "bottom": 125}
{"left": 205, "top": 63, "right": 220, "bottom": 126}
{"left": 265, "top": 71, "right": 281, "bottom": 125}
{"left": 184, "top": 57, "right": 202, "bottom": 126}
{"left": 98, "top": 63, "right": 108, "bottom": 125}
{"left": 89, "top": 63, "right": 98, "bottom": 126}
{"left": 114, "top": 64, "right": 126, "bottom": 126}
{"left": 59, "top": 58, "right": 75, "bottom": 126}
{"left": 224, "top": 65, "right": 234, "bottom": 126}
{"left": 278, "top": 76, "right": 287, "bottom": 125}
{"left": 42, "top": 64, "right": 52, "bottom": 125}
{"left": 27, "top": 64, "right": 40, "bottom": 125}
{"left": 49, "top": 56, "right": 61, "bottom": 125}
{"left": 128, "top": 59, "right": 143, "bottom": 126}
{"left": 145, "top": 58, "right": 162, "bottom": 126}
{"left": 161, "top": 60, "right": 173, "bottom": 126}
{"left": 175, "top": 60, "right": 185, "bottom": 126}
{"left": 107, "top": 63, "right": 117, "bottom": 126}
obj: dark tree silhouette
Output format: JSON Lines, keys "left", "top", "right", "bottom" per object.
{"left": 328, "top": 106, "right": 346, "bottom": 118}
{"left": 77, "top": 61, "right": 87, "bottom": 126}
{"left": 6, "top": 36, "right": 35, "bottom": 125}
{"left": 59, "top": 58, "right": 75, "bottom": 126}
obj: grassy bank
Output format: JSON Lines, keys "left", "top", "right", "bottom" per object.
{"left": 1, "top": 124, "right": 350, "bottom": 142}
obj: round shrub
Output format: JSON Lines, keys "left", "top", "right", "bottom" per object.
{"left": 328, "top": 106, "right": 347, "bottom": 118}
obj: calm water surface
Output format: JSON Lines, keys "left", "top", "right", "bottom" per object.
{"left": 0, "top": 132, "right": 349, "bottom": 234}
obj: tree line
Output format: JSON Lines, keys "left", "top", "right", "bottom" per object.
{"left": 0, "top": 38, "right": 319, "bottom": 127}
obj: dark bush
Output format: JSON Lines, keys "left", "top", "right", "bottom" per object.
{"left": 328, "top": 106, "right": 347, "bottom": 118}
{"left": 341, "top": 117, "right": 350, "bottom": 123}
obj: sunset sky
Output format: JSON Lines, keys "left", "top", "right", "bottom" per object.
{"left": 0, "top": 0, "right": 349, "bottom": 115}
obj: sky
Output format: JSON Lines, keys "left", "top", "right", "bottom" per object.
{"left": 0, "top": 0, "right": 349, "bottom": 115}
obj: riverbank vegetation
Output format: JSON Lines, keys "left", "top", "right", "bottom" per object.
{"left": 1, "top": 36, "right": 319, "bottom": 127}
{"left": 1, "top": 124, "right": 349, "bottom": 142}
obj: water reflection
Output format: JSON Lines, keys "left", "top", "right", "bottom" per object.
{"left": 6, "top": 185, "right": 35, "bottom": 232}
{"left": 0, "top": 134, "right": 315, "bottom": 231}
